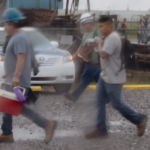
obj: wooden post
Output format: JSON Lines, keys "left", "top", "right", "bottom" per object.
{"left": 87, "top": 0, "right": 90, "bottom": 12}
{"left": 54, "top": 0, "right": 57, "bottom": 9}
{"left": 65, "top": 0, "right": 69, "bottom": 16}
{"left": 49, "top": 0, "right": 51, "bottom": 9}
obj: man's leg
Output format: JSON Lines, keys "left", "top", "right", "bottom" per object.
{"left": 1, "top": 104, "right": 56, "bottom": 143}
{"left": 142, "top": 33, "right": 146, "bottom": 43}
{"left": 96, "top": 78, "right": 107, "bottom": 131}
{"left": 21, "top": 105, "right": 56, "bottom": 144}
{"left": 124, "top": 30, "right": 127, "bottom": 39}
{"left": 72, "top": 63, "right": 95, "bottom": 100}
{"left": 121, "top": 29, "right": 124, "bottom": 36}
{"left": 65, "top": 63, "right": 99, "bottom": 101}
{"left": 85, "top": 77, "right": 108, "bottom": 139}
{"left": 105, "top": 83, "right": 148, "bottom": 136}
{"left": 138, "top": 33, "right": 141, "bottom": 44}
{"left": 1, "top": 114, "right": 13, "bottom": 135}
{"left": 93, "top": 64, "right": 101, "bottom": 83}
{"left": 21, "top": 105, "right": 48, "bottom": 128}
{"left": 0, "top": 114, "right": 14, "bottom": 142}
{"left": 0, "top": 85, "right": 14, "bottom": 142}
{"left": 147, "top": 36, "right": 150, "bottom": 44}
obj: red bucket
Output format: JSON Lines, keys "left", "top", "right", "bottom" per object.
{"left": 0, "top": 82, "right": 23, "bottom": 116}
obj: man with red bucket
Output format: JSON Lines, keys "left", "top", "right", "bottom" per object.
{"left": 0, "top": 8, "right": 56, "bottom": 143}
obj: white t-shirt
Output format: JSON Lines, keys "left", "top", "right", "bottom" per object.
{"left": 100, "top": 32, "right": 126, "bottom": 84}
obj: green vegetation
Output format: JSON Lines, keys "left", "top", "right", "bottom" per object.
{"left": 126, "top": 78, "right": 150, "bottom": 84}
{"left": 127, "top": 22, "right": 139, "bottom": 29}
{"left": 90, "top": 77, "right": 150, "bottom": 86}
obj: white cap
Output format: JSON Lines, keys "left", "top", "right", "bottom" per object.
{"left": 79, "top": 12, "right": 94, "bottom": 24}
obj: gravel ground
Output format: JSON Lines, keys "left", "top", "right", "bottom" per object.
{"left": 0, "top": 89, "right": 150, "bottom": 150}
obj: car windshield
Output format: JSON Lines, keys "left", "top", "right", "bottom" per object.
{"left": 0, "top": 31, "right": 7, "bottom": 46}
{"left": 26, "top": 31, "right": 52, "bottom": 49}
{"left": 0, "top": 30, "right": 52, "bottom": 49}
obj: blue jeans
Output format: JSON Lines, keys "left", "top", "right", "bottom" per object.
{"left": 96, "top": 77, "right": 144, "bottom": 130}
{"left": 138, "top": 33, "right": 146, "bottom": 44}
{"left": 122, "top": 29, "right": 127, "bottom": 38}
{"left": 72, "top": 63, "right": 100, "bottom": 100}
{"left": 2, "top": 85, "right": 48, "bottom": 135}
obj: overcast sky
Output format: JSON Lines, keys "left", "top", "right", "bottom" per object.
{"left": 63, "top": 0, "right": 150, "bottom": 11}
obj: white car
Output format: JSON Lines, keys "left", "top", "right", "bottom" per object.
{"left": 0, "top": 28, "right": 75, "bottom": 93}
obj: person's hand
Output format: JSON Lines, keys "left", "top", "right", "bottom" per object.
{"left": 72, "top": 54, "right": 77, "bottom": 60}
{"left": 11, "top": 76, "right": 19, "bottom": 87}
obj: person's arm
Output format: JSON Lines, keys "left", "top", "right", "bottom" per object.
{"left": 11, "top": 38, "right": 27, "bottom": 87}
{"left": 12, "top": 53, "right": 26, "bottom": 87}
{"left": 72, "top": 35, "right": 85, "bottom": 60}
{"left": 99, "top": 35, "right": 117, "bottom": 59}
{"left": 98, "top": 39, "right": 109, "bottom": 59}
{"left": 72, "top": 47, "right": 81, "bottom": 60}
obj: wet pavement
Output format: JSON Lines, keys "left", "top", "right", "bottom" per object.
{"left": 0, "top": 89, "right": 150, "bottom": 150}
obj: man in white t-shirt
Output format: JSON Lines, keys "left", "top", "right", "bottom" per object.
{"left": 85, "top": 16, "right": 148, "bottom": 139}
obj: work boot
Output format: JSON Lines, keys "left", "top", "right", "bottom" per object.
{"left": 137, "top": 115, "right": 148, "bottom": 137}
{"left": 0, "top": 134, "right": 14, "bottom": 143}
{"left": 85, "top": 129, "right": 107, "bottom": 139}
{"left": 44, "top": 120, "right": 57, "bottom": 144}
{"left": 64, "top": 93, "right": 76, "bottom": 102}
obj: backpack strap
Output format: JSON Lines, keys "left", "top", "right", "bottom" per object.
{"left": 115, "top": 38, "right": 125, "bottom": 76}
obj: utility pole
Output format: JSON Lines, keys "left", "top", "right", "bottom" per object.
{"left": 65, "top": 0, "right": 69, "bottom": 16}
{"left": 0, "top": 0, "right": 6, "bottom": 25}
{"left": 87, "top": 0, "right": 90, "bottom": 12}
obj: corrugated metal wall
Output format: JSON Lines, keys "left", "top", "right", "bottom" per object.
{"left": 8, "top": 0, "right": 63, "bottom": 9}
{"left": 39, "top": 0, "right": 49, "bottom": 9}
{"left": 9, "top": 0, "right": 37, "bottom": 8}
{"left": 58, "top": 1, "right": 63, "bottom": 9}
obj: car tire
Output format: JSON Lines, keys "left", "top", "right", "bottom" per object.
{"left": 54, "top": 84, "right": 72, "bottom": 94}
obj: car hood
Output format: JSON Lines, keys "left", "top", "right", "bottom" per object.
{"left": 0, "top": 46, "right": 70, "bottom": 57}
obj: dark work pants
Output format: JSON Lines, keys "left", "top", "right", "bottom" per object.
{"left": 72, "top": 63, "right": 101, "bottom": 100}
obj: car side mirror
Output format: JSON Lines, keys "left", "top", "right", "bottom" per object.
{"left": 50, "top": 41, "right": 59, "bottom": 48}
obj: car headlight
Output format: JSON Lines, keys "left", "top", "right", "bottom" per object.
{"left": 0, "top": 55, "right": 4, "bottom": 61}
{"left": 63, "top": 56, "right": 73, "bottom": 63}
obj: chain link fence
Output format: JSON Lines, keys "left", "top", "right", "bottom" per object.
{"left": 37, "top": 28, "right": 150, "bottom": 73}
{"left": 38, "top": 28, "right": 83, "bottom": 55}
{"left": 119, "top": 28, "right": 150, "bottom": 72}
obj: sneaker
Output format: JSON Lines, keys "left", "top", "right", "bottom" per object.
{"left": 137, "top": 115, "right": 148, "bottom": 137}
{"left": 0, "top": 134, "right": 14, "bottom": 143}
{"left": 64, "top": 93, "right": 76, "bottom": 102}
{"left": 85, "top": 129, "right": 107, "bottom": 139}
{"left": 44, "top": 120, "right": 57, "bottom": 144}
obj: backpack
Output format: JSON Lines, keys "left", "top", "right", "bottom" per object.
{"left": 117, "top": 38, "right": 136, "bottom": 74}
